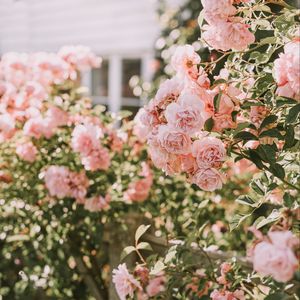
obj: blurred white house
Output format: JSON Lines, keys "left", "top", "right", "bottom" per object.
{"left": 0, "top": 0, "right": 160, "bottom": 112}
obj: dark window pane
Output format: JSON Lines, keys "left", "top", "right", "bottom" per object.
{"left": 122, "top": 59, "right": 141, "bottom": 98}
{"left": 91, "top": 60, "right": 109, "bottom": 97}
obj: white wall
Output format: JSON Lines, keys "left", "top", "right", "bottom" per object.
{"left": 0, "top": 0, "right": 160, "bottom": 112}
{"left": 0, "top": 0, "right": 159, "bottom": 56}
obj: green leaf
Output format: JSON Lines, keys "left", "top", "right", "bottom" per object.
{"left": 135, "top": 224, "right": 151, "bottom": 243}
{"left": 286, "top": 103, "right": 300, "bottom": 123}
{"left": 230, "top": 213, "right": 251, "bottom": 231}
{"left": 213, "top": 93, "right": 222, "bottom": 113}
{"left": 259, "top": 128, "right": 283, "bottom": 139}
{"left": 120, "top": 246, "right": 136, "bottom": 261}
{"left": 236, "top": 196, "right": 258, "bottom": 207}
{"left": 198, "top": 10, "right": 205, "bottom": 28}
{"left": 276, "top": 96, "right": 297, "bottom": 107}
{"left": 150, "top": 260, "right": 166, "bottom": 275}
{"left": 259, "top": 115, "right": 278, "bottom": 130}
{"left": 257, "top": 144, "right": 276, "bottom": 163}
{"left": 136, "top": 242, "right": 152, "bottom": 251}
{"left": 270, "top": 163, "right": 285, "bottom": 180}
{"left": 234, "top": 131, "right": 258, "bottom": 141}
{"left": 248, "top": 150, "right": 264, "bottom": 169}
{"left": 204, "top": 117, "right": 214, "bottom": 132}
{"left": 283, "top": 126, "right": 295, "bottom": 149}
{"left": 251, "top": 181, "right": 265, "bottom": 196}
{"left": 256, "top": 210, "right": 281, "bottom": 229}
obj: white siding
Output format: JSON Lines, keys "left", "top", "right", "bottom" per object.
{"left": 0, "top": 0, "right": 159, "bottom": 56}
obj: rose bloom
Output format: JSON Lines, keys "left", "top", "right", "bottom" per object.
{"left": 81, "top": 146, "right": 111, "bottom": 171}
{"left": 146, "top": 276, "right": 166, "bottom": 297}
{"left": 203, "top": 18, "right": 255, "bottom": 51}
{"left": 133, "top": 108, "right": 150, "bottom": 142}
{"left": 266, "top": 188, "right": 284, "bottom": 205}
{"left": 71, "top": 123, "right": 103, "bottom": 156}
{"left": 192, "top": 137, "right": 226, "bottom": 169}
{"left": 58, "top": 45, "right": 101, "bottom": 71}
{"left": 192, "top": 168, "right": 223, "bottom": 191}
{"left": 252, "top": 230, "right": 299, "bottom": 282}
{"left": 148, "top": 142, "right": 169, "bottom": 170}
{"left": 16, "top": 141, "right": 38, "bottom": 163}
{"left": 0, "top": 113, "right": 15, "bottom": 136}
{"left": 211, "top": 289, "right": 245, "bottom": 300}
{"left": 153, "top": 77, "right": 183, "bottom": 109}
{"left": 250, "top": 105, "right": 268, "bottom": 127}
{"left": 124, "top": 178, "right": 152, "bottom": 202}
{"left": 112, "top": 263, "right": 142, "bottom": 300}
{"left": 157, "top": 125, "right": 191, "bottom": 155}
{"left": 44, "top": 166, "right": 71, "bottom": 199}
{"left": 274, "top": 40, "right": 300, "bottom": 100}
{"left": 23, "top": 116, "right": 55, "bottom": 139}
{"left": 213, "top": 114, "right": 237, "bottom": 132}
{"left": 201, "top": 0, "right": 236, "bottom": 24}
{"left": 139, "top": 101, "right": 160, "bottom": 130}
{"left": 69, "top": 171, "right": 89, "bottom": 204}
{"left": 171, "top": 45, "right": 201, "bottom": 76}
{"left": 84, "top": 194, "right": 111, "bottom": 212}
{"left": 165, "top": 92, "right": 204, "bottom": 134}
{"left": 180, "top": 154, "right": 198, "bottom": 174}
{"left": 46, "top": 106, "right": 69, "bottom": 127}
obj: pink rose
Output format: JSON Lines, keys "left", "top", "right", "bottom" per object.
{"left": 203, "top": 18, "right": 255, "bottom": 51}
{"left": 16, "top": 141, "right": 38, "bottom": 163}
{"left": 165, "top": 92, "right": 204, "bottom": 134}
{"left": 23, "top": 116, "right": 55, "bottom": 139}
{"left": 133, "top": 108, "right": 151, "bottom": 142}
{"left": 44, "top": 166, "right": 71, "bottom": 199}
{"left": 201, "top": 0, "right": 236, "bottom": 24}
{"left": 210, "top": 289, "right": 245, "bottom": 300}
{"left": 213, "top": 114, "right": 237, "bottom": 132}
{"left": 252, "top": 231, "right": 298, "bottom": 282}
{"left": 0, "top": 113, "right": 15, "bottom": 135}
{"left": 112, "top": 263, "right": 142, "bottom": 300}
{"left": 71, "top": 123, "right": 103, "bottom": 156}
{"left": 81, "top": 146, "right": 111, "bottom": 171}
{"left": 250, "top": 105, "right": 268, "bottom": 127}
{"left": 274, "top": 40, "right": 300, "bottom": 100}
{"left": 84, "top": 194, "right": 111, "bottom": 212}
{"left": 157, "top": 125, "right": 191, "bottom": 155}
{"left": 266, "top": 188, "right": 284, "bottom": 205}
{"left": 171, "top": 45, "right": 200, "bottom": 77}
{"left": 153, "top": 77, "right": 183, "bottom": 109}
{"left": 69, "top": 171, "right": 89, "bottom": 204}
{"left": 192, "top": 137, "right": 226, "bottom": 169}
{"left": 192, "top": 168, "right": 223, "bottom": 191}
{"left": 180, "top": 154, "right": 198, "bottom": 174}
{"left": 46, "top": 106, "right": 69, "bottom": 127}
{"left": 146, "top": 276, "right": 166, "bottom": 297}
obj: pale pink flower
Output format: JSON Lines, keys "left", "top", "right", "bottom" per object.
{"left": 58, "top": 45, "right": 101, "bottom": 71}
{"left": 71, "top": 123, "right": 103, "bottom": 156}
{"left": 274, "top": 40, "right": 300, "bottom": 100}
{"left": 139, "top": 102, "right": 160, "bottom": 129}
{"left": 250, "top": 105, "right": 268, "bottom": 127}
{"left": 192, "top": 137, "right": 226, "bottom": 169}
{"left": 133, "top": 108, "right": 151, "bottom": 142}
{"left": 124, "top": 178, "right": 152, "bottom": 202}
{"left": 252, "top": 231, "right": 299, "bottom": 282}
{"left": 81, "top": 146, "right": 111, "bottom": 171}
{"left": 0, "top": 113, "right": 15, "bottom": 135}
{"left": 157, "top": 125, "right": 191, "bottom": 155}
{"left": 213, "top": 114, "right": 237, "bottom": 132}
{"left": 180, "top": 154, "right": 198, "bottom": 174}
{"left": 148, "top": 143, "right": 169, "bottom": 170}
{"left": 210, "top": 289, "right": 245, "bottom": 300}
{"left": 46, "top": 106, "right": 69, "bottom": 127}
{"left": 84, "top": 194, "right": 111, "bottom": 212}
{"left": 146, "top": 276, "right": 166, "bottom": 297}
{"left": 201, "top": 0, "right": 236, "bottom": 24}
{"left": 165, "top": 92, "right": 204, "bottom": 134}
{"left": 192, "top": 168, "right": 223, "bottom": 191}
{"left": 70, "top": 171, "right": 89, "bottom": 204}
{"left": 153, "top": 77, "right": 183, "bottom": 108}
{"left": 23, "top": 116, "right": 55, "bottom": 139}
{"left": 16, "top": 141, "right": 38, "bottom": 163}
{"left": 171, "top": 45, "right": 201, "bottom": 76}
{"left": 112, "top": 263, "right": 142, "bottom": 300}
{"left": 44, "top": 166, "right": 71, "bottom": 199}
{"left": 266, "top": 188, "right": 284, "bottom": 205}
{"left": 203, "top": 18, "right": 255, "bottom": 51}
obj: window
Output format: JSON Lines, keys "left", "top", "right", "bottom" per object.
{"left": 122, "top": 59, "right": 141, "bottom": 98}
{"left": 91, "top": 59, "right": 109, "bottom": 97}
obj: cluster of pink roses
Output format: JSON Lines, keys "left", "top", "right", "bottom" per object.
{"left": 274, "top": 37, "right": 300, "bottom": 100}
{"left": 112, "top": 264, "right": 165, "bottom": 300}
{"left": 124, "top": 162, "right": 153, "bottom": 202}
{"left": 71, "top": 122, "right": 111, "bottom": 171}
{"left": 201, "top": 0, "right": 255, "bottom": 51}
{"left": 0, "top": 46, "right": 100, "bottom": 143}
{"left": 136, "top": 45, "right": 234, "bottom": 191}
{"left": 43, "top": 165, "right": 111, "bottom": 211}
{"left": 251, "top": 230, "right": 299, "bottom": 282}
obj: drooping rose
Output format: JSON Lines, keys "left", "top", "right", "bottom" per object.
{"left": 192, "top": 168, "right": 223, "bottom": 191}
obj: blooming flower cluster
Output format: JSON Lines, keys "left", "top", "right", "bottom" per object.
{"left": 201, "top": 0, "right": 255, "bottom": 51}
{"left": 252, "top": 230, "right": 299, "bottom": 282}
{"left": 112, "top": 264, "right": 165, "bottom": 300}
{"left": 136, "top": 45, "right": 232, "bottom": 191}
{"left": 274, "top": 38, "right": 300, "bottom": 100}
